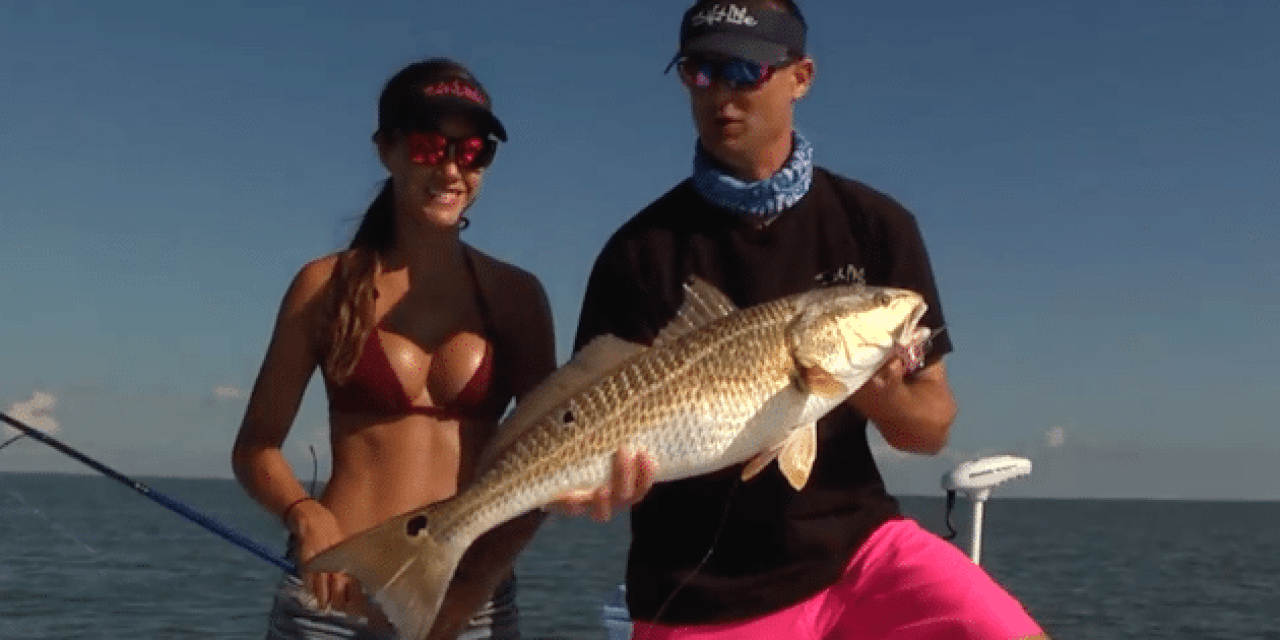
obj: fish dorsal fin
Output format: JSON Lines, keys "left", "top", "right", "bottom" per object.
{"left": 654, "top": 277, "right": 739, "bottom": 346}
{"left": 478, "top": 335, "right": 646, "bottom": 469}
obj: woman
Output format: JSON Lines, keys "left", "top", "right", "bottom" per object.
{"left": 232, "top": 58, "right": 556, "bottom": 640}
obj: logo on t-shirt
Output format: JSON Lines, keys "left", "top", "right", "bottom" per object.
{"left": 815, "top": 264, "right": 865, "bottom": 287}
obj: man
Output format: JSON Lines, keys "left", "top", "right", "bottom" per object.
{"left": 573, "top": 1, "right": 1048, "bottom": 638}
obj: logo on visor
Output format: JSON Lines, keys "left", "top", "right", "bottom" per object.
{"left": 691, "top": 3, "right": 758, "bottom": 28}
{"left": 421, "top": 80, "right": 486, "bottom": 106}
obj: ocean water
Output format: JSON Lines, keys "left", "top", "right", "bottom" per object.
{"left": 1, "top": 473, "right": 1277, "bottom": 639}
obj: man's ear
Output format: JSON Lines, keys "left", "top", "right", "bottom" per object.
{"left": 791, "top": 57, "right": 815, "bottom": 101}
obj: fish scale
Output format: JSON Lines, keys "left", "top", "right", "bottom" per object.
{"left": 307, "top": 278, "right": 929, "bottom": 640}
{"left": 481, "top": 300, "right": 790, "bottom": 500}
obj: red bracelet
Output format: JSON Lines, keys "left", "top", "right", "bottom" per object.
{"left": 282, "top": 496, "right": 313, "bottom": 521}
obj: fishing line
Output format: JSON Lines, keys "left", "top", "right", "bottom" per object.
{"left": 5, "top": 489, "right": 98, "bottom": 556}
{"left": 640, "top": 476, "right": 742, "bottom": 638}
{"left": 0, "top": 411, "right": 297, "bottom": 575}
{"left": 1, "top": 433, "right": 25, "bottom": 451}
{"left": 308, "top": 444, "right": 319, "bottom": 498}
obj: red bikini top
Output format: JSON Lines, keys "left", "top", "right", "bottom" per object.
{"left": 323, "top": 328, "right": 494, "bottom": 419}
{"left": 323, "top": 249, "right": 500, "bottom": 419}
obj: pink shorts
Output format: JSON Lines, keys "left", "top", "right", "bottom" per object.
{"left": 631, "top": 517, "right": 1043, "bottom": 640}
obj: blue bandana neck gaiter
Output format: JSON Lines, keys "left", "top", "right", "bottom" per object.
{"left": 692, "top": 131, "right": 814, "bottom": 224}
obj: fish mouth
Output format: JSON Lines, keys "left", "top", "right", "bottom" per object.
{"left": 895, "top": 303, "right": 935, "bottom": 374}
{"left": 900, "top": 301, "right": 929, "bottom": 343}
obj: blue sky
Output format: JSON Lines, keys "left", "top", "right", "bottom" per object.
{"left": 2, "top": 1, "right": 1276, "bottom": 500}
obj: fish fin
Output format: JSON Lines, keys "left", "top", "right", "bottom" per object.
{"left": 778, "top": 423, "right": 818, "bottom": 490}
{"left": 742, "top": 447, "right": 781, "bottom": 482}
{"left": 654, "top": 277, "right": 738, "bottom": 345}
{"left": 797, "top": 364, "right": 847, "bottom": 398}
{"left": 479, "top": 335, "right": 646, "bottom": 469}
{"left": 306, "top": 505, "right": 466, "bottom": 640}
{"left": 571, "top": 334, "right": 649, "bottom": 372}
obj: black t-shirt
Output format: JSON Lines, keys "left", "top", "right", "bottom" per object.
{"left": 574, "top": 167, "right": 954, "bottom": 625}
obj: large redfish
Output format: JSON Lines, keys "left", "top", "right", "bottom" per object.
{"left": 308, "top": 277, "right": 930, "bottom": 639}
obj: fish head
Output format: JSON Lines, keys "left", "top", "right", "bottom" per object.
{"left": 789, "top": 286, "right": 928, "bottom": 391}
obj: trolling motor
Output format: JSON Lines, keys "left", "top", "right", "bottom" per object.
{"left": 941, "top": 455, "right": 1032, "bottom": 564}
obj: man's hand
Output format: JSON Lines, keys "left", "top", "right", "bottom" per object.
{"left": 549, "top": 447, "right": 658, "bottom": 522}
{"left": 848, "top": 356, "right": 956, "bottom": 455}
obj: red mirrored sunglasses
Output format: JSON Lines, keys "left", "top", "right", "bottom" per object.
{"left": 404, "top": 132, "right": 498, "bottom": 170}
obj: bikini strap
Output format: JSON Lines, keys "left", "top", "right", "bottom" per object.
{"left": 462, "top": 248, "right": 501, "bottom": 346}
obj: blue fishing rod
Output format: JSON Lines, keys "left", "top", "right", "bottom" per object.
{"left": 1, "top": 411, "right": 297, "bottom": 574}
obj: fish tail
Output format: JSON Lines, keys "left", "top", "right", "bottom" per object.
{"left": 306, "top": 505, "right": 466, "bottom": 640}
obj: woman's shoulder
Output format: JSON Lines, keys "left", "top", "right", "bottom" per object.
{"left": 280, "top": 252, "right": 344, "bottom": 310}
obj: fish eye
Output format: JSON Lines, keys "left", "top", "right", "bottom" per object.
{"left": 406, "top": 515, "right": 428, "bottom": 536}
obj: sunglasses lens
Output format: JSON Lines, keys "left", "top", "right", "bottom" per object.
{"left": 678, "top": 58, "right": 771, "bottom": 90}
{"left": 406, "top": 133, "right": 495, "bottom": 169}
{"left": 678, "top": 59, "right": 711, "bottom": 88}
{"left": 457, "top": 137, "right": 488, "bottom": 168}
{"left": 461, "top": 137, "right": 497, "bottom": 169}
{"left": 408, "top": 132, "right": 448, "bottom": 165}
{"left": 722, "top": 61, "right": 767, "bottom": 89}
